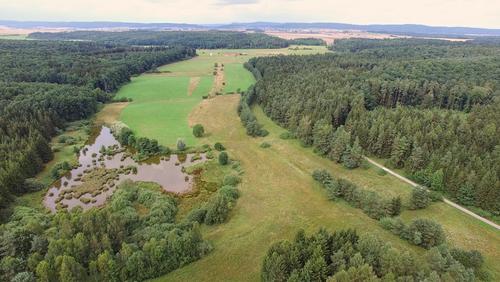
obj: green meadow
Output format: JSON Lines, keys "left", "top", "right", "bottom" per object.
{"left": 115, "top": 46, "right": 329, "bottom": 147}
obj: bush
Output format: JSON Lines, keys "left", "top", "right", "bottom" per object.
{"left": 177, "top": 138, "right": 186, "bottom": 151}
{"left": 214, "top": 142, "right": 225, "bottom": 151}
{"left": 379, "top": 217, "right": 406, "bottom": 236}
{"left": 219, "top": 185, "right": 240, "bottom": 200}
{"left": 429, "top": 191, "right": 443, "bottom": 202}
{"left": 405, "top": 218, "right": 446, "bottom": 249}
{"left": 22, "top": 178, "right": 45, "bottom": 193}
{"left": 223, "top": 175, "right": 241, "bottom": 186}
{"left": 193, "top": 124, "right": 205, "bottom": 138}
{"left": 450, "top": 248, "right": 484, "bottom": 270}
{"left": 186, "top": 207, "right": 207, "bottom": 223}
{"left": 218, "top": 152, "right": 229, "bottom": 165}
{"left": 260, "top": 142, "right": 271, "bottom": 148}
{"left": 377, "top": 168, "right": 387, "bottom": 176}
{"left": 409, "top": 187, "right": 431, "bottom": 209}
{"left": 279, "top": 131, "right": 295, "bottom": 140}
{"left": 204, "top": 194, "right": 232, "bottom": 225}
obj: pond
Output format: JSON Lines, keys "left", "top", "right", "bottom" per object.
{"left": 44, "top": 127, "right": 206, "bottom": 212}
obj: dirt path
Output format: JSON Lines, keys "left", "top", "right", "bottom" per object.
{"left": 209, "top": 63, "right": 224, "bottom": 97}
{"left": 187, "top": 77, "right": 201, "bottom": 96}
{"left": 365, "top": 157, "right": 500, "bottom": 230}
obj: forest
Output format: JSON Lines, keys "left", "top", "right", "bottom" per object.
{"left": 0, "top": 40, "right": 193, "bottom": 209}
{"left": 27, "top": 30, "right": 304, "bottom": 49}
{"left": 0, "top": 182, "right": 211, "bottom": 281}
{"left": 245, "top": 38, "right": 500, "bottom": 217}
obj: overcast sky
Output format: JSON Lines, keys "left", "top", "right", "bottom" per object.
{"left": 1, "top": 0, "right": 499, "bottom": 28}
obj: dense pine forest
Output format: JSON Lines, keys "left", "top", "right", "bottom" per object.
{"left": 0, "top": 40, "right": 194, "bottom": 208}
{"left": 27, "top": 30, "right": 311, "bottom": 49}
{"left": 245, "top": 38, "right": 500, "bottom": 217}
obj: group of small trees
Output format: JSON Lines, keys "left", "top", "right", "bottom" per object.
{"left": 185, "top": 174, "right": 240, "bottom": 225}
{"left": 312, "top": 170, "right": 401, "bottom": 219}
{"left": 237, "top": 86, "right": 268, "bottom": 137}
{"left": 117, "top": 128, "right": 167, "bottom": 157}
{"left": 380, "top": 217, "right": 446, "bottom": 249}
{"left": 261, "top": 228, "right": 483, "bottom": 282}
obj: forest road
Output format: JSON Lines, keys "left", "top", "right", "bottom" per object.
{"left": 365, "top": 157, "right": 500, "bottom": 231}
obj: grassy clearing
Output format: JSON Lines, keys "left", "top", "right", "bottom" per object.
{"left": 155, "top": 95, "right": 419, "bottom": 282}
{"left": 115, "top": 76, "right": 203, "bottom": 146}
{"left": 155, "top": 96, "right": 500, "bottom": 281}
{"left": 114, "top": 47, "right": 329, "bottom": 148}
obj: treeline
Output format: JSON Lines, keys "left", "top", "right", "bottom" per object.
{"left": 28, "top": 30, "right": 292, "bottom": 49}
{"left": 237, "top": 85, "right": 268, "bottom": 137}
{"left": 0, "top": 182, "right": 211, "bottom": 281}
{"left": 288, "top": 38, "right": 325, "bottom": 46}
{"left": 262, "top": 228, "right": 485, "bottom": 282}
{"left": 245, "top": 39, "right": 500, "bottom": 216}
{"left": 0, "top": 40, "right": 194, "bottom": 92}
{"left": 0, "top": 40, "right": 192, "bottom": 208}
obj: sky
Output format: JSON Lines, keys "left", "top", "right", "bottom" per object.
{"left": 0, "top": 0, "right": 499, "bottom": 29}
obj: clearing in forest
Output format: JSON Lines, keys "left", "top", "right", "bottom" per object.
{"left": 155, "top": 96, "right": 500, "bottom": 281}
{"left": 113, "top": 46, "right": 329, "bottom": 147}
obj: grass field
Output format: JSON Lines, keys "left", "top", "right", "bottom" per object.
{"left": 115, "top": 46, "right": 329, "bottom": 147}
{"left": 155, "top": 95, "right": 500, "bottom": 281}
{"left": 0, "top": 34, "right": 28, "bottom": 40}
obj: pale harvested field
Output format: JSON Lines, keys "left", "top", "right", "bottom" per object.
{"left": 265, "top": 29, "right": 403, "bottom": 44}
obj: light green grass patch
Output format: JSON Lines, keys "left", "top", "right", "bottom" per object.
{"left": 223, "top": 63, "right": 255, "bottom": 93}
{"left": 116, "top": 75, "right": 206, "bottom": 147}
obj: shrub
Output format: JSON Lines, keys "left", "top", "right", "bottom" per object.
{"left": 409, "top": 187, "right": 431, "bottom": 209}
{"left": 204, "top": 194, "right": 231, "bottom": 224}
{"left": 176, "top": 138, "right": 186, "bottom": 151}
{"left": 218, "top": 152, "right": 229, "bottom": 165}
{"left": 22, "top": 178, "right": 45, "bottom": 193}
{"left": 429, "top": 191, "right": 443, "bottom": 202}
{"left": 260, "top": 142, "right": 271, "bottom": 148}
{"left": 186, "top": 207, "right": 207, "bottom": 223}
{"left": 192, "top": 124, "right": 205, "bottom": 138}
{"left": 387, "top": 196, "right": 402, "bottom": 216}
{"left": 279, "top": 131, "right": 295, "bottom": 140}
{"left": 379, "top": 217, "right": 406, "bottom": 236}
{"left": 405, "top": 218, "right": 446, "bottom": 249}
{"left": 214, "top": 142, "right": 225, "bottom": 151}
{"left": 223, "top": 175, "right": 241, "bottom": 186}
{"left": 450, "top": 248, "right": 484, "bottom": 270}
{"left": 377, "top": 168, "right": 387, "bottom": 176}
{"left": 219, "top": 185, "right": 240, "bottom": 200}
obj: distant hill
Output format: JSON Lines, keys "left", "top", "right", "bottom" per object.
{"left": 0, "top": 20, "right": 202, "bottom": 30}
{"left": 2, "top": 20, "right": 500, "bottom": 37}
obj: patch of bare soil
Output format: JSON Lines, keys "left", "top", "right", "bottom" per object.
{"left": 188, "top": 77, "right": 201, "bottom": 96}
{"left": 95, "top": 102, "right": 129, "bottom": 125}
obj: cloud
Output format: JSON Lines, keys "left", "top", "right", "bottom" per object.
{"left": 216, "top": 0, "right": 259, "bottom": 5}
{"left": 0, "top": 0, "right": 498, "bottom": 28}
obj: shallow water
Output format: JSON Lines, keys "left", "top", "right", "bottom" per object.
{"left": 44, "top": 127, "right": 206, "bottom": 212}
